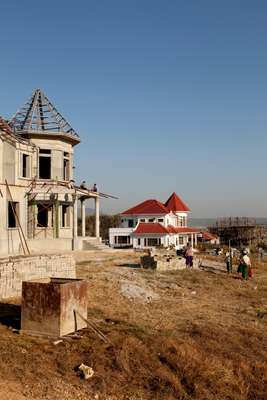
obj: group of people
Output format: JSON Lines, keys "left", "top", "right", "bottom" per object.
{"left": 80, "top": 181, "right": 98, "bottom": 192}
{"left": 181, "top": 243, "right": 254, "bottom": 279}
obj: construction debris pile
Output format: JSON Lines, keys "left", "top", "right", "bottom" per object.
{"left": 140, "top": 248, "right": 188, "bottom": 271}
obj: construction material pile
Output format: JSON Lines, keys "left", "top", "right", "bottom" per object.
{"left": 140, "top": 248, "right": 187, "bottom": 271}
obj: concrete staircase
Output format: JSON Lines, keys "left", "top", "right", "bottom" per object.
{"left": 82, "top": 238, "right": 112, "bottom": 251}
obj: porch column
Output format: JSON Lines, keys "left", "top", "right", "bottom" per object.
{"left": 81, "top": 198, "right": 86, "bottom": 237}
{"left": 191, "top": 233, "right": 194, "bottom": 248}
{"left": 95, "top": 196, "right": 100, "bottom": 238}
{"left": 72, "top": 194, "right": 78, "bottom": 239}
{"left": 195, "top": 234, "right": 198, "bottom": 247}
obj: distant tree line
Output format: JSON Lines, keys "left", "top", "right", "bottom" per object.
{"left": 78, "top": 214, "right": 120, "bottom": 240}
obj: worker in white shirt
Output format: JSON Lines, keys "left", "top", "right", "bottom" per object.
{"left": 239, "top": 249, "right": 251, "bottom": 280}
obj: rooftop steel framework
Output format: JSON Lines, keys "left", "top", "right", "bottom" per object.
{"left": 9, "top": 89, "right": 80, "bottom": 143}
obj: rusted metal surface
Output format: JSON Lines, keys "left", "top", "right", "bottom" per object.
{"left": 21, "top": 278, "right": 88, "bottom": 337}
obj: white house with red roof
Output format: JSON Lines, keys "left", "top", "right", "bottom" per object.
{"left": 109, "top": 192, "right": 204, "bottom": 249}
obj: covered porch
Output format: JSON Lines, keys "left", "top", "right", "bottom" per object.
{"left": 26, "top": 180, "right": 101, "bottom": 250}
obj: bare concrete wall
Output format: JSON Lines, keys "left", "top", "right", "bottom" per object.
{"left": 0, "top": 254, "right": 76, "bottom": 299}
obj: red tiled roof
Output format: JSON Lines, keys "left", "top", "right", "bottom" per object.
{"left": 167, "top": 225, "right": 199, "bottom": 234}
{"left": 0, "top": 117, "right": 12, "bottom": 134}
{"left": 134, "top": 223, "right": 200, "bottom": 235}
{"left": 134, "top": 222, "right": 169, "bottom": 235}
{"left": 164, "top": 192, "right": 190, "bottom": 212}
{"left": 201, "top": 231, "right": 218, "bottom": 241}
{"left": 166, "top": 225, "right": 177, "bottom": 234}
{"left": 121, "top": 199, "right": 169, "bottom": 216}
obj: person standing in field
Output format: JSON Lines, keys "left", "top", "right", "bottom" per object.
{"left": 225, "top": 252, "right": 230, "bottom": 273}
{"left": 185, "top": 243, "right": 193, "bottom": 268}
{"left": 225, "top": 250, "right": 233, "bottom": 273}
{"left": 239, "top": 249, "right": 251, "bottom": 280}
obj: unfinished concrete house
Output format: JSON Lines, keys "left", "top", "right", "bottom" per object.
{"left": 0, "top": 89, "right": 100, "bottom": 256}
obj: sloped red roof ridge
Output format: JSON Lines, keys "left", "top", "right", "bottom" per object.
{"left": 121, "top": 199, "right": 169, "bottom": 216}
{"left": 134, "top": 222, "right": 169, "bottom": 235}
{"left": 167, "top": 225, "right": 199, "bottom": 234}
{"left": 164, "top": 192, "right": 190, "bottom": 212}
{"left": 134, "top": 223, "right": 200, "bottom": 235}
{"left": 166, "top": 225, "right": 177, "bottom": 234}
{"left": 201, "top": 231, "right": 218, "bottom": 240}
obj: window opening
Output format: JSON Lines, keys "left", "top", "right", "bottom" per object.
{"left": 61, "top": 205, "right": 70, "bottom": 227}
{"left": 8, "top": 201, "right": 19, "bottom": 228}
{"left": 39, "top": 149, "right": 51, "bottom": 179}
{"left": 128, "top": 219, "right": 134, "bottom": 228}
{"left": 22, "top": 154, "right": 30, "bottom": 178}
{"left": 63, "top": 152, "right": 70, "bottom": 180}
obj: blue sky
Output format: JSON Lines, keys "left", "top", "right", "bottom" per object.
{"left": 0, "top": 1, "right": 267, "bottom": 217}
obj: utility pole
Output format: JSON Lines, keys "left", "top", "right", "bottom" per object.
{"left": 229, "top": 239, "right": 233, "bottom": 273}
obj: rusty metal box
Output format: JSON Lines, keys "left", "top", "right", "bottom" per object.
{"left": 21, "top": 278, "right": 88, "bottom": 337}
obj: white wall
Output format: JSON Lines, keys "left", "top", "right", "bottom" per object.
{"left": 0, "top": 184, "right": 28, "bottom": 256}
{"left": 109, "top": 227, "right": 133, "bottom": 247}
{"left": 120, "top": 215, "right": 168, "bottom": 228}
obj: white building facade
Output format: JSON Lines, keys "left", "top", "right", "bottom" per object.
{"left": 109, "top": 193, "right": 200, "bottom": 250}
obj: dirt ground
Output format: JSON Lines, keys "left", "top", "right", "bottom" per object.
{"left": 0, "top": 250, "right": 266, "bottom": 400}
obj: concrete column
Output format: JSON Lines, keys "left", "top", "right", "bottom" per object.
{"left": 95, "top": 196, "right": 100, "bottom": 238}
{"left": 72, "top": 194, "right": 78, "bottom": 239}
{"left": 81, "top": 198, "right": 86, "bottom": 237}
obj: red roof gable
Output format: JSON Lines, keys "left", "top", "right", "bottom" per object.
{"left": 121, "top": 199, "right": 168, "bottom": 216}
{"left": 164, "top": 192, "right": 190, "bottom": 212}
{"left": 134, "top": 222, "right": 169, "bottom": 235}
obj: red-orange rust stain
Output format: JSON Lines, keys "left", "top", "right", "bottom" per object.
{"left": 22, "top": 282, "right": 61, "bottom": 322}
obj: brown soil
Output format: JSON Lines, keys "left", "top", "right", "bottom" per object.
{"left": 0, "top": 250, "right": 266, "bottom": 400}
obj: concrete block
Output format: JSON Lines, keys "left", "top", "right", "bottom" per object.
{"left": 21, "top": 278, "right": 88, "bottom": 337}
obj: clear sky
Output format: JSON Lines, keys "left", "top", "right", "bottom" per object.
{"left": 0, "top": 1, "right": 267, "bottom": 217}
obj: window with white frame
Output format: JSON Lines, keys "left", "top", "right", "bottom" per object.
{"left": 63, "top": 152, "right": 70, "bottom": 180}
{"left": 144, "top": 238, "right": 161, "bottom": 247}
{"left": 21, "top": 153, "right": 30, "bottom": 178}
{"left": 128, "top": 219, "right": 134, "bottom": 228}
{"left": 179, "top": 236, "right": 184, "bottom": 245}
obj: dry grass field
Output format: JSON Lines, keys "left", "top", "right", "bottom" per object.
{"left": 0, "top": 250, "right": 266, "bottom": 400}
